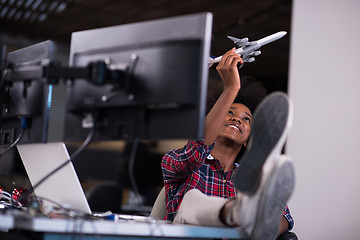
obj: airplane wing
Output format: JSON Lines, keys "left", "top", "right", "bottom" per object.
{"left": 227, "top": 36, "right": 250, "bottom": 48}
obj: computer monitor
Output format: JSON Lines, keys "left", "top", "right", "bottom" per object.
{"left": 64, "top": 12, "right": 213, "bottom": 141}
{"left": 0, "top": 41, "right": 63, "bottom": 145}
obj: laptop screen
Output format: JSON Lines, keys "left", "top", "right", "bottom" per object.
{"left": 17, "top": 142, "right": 91, "bottom": 214}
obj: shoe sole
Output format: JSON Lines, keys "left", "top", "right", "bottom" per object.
{"left": 233, "top": 92, "right": 293, "bottom": 194}
{"left": 251, "top": 156, "right": 295, "bottom": 240}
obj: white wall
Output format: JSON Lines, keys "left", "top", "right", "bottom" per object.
{"left": 287, "top": 0, "right": 360, "bottom": 239}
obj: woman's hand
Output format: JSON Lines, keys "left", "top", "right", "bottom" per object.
{"left": 216, "top": 48, "right": 243, "bottom": 91}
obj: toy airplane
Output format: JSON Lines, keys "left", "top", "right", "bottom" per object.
{"left": 208, "top": 31, "right": 287, "bottom": 68}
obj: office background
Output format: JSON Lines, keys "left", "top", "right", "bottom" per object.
{"left": 1, "top": 0, "right": 360, "bottom": 238}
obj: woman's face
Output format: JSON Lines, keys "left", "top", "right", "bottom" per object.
{"left": 218, "top": 103, "right": 252, "bottom": 145}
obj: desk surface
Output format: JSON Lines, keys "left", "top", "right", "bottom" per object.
{"left": 0, "top": 214, "right": 14, "bottom": 231}
{"left": 13, "top": 215, "right": 248, "bottom": 239}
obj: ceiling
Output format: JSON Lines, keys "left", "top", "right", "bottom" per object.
{"left": 0, "top": 0, "right": 292, "bottom": 92}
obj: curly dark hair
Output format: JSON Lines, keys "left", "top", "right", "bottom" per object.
{"left": 233, "top": 76, "right": 267, "bottom": 114}
{"left": 206, "top": 74, "right": 267, "bottom": 114}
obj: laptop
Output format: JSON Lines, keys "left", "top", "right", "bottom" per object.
{"left": 17, "top": 142, "right": 92, "bottom": 214}
{"left": 17, "top": 142, "right": 158, "bottom": 222}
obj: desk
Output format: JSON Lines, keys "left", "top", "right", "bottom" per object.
{"left": 13, "top": 215, "right": 248, "bottom": 240}
{"left": 0, "top": 214, "right": 14, "bottom": 231}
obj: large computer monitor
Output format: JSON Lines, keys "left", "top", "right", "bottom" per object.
{"left": 64, "top": 12, "right": 213, "bottom": 141}
{"left": 0, "top": 41, "right": 63, "bottom": 146}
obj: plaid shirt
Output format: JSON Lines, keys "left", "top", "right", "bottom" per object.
{"left": 161, "top": 139, "right": 294, "bottom": 230}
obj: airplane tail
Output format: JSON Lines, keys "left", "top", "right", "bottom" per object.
{"left": 208, "top": 56, "right": 216, "bottom": 68}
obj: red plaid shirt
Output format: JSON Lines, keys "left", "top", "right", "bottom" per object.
{"left": 161, "top": 139, "right": 294, "bottom": 230}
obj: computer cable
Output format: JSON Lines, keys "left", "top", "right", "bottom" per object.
{"left": 0, "top": 67, "right": 9, "bottom": 91}
{"left": 0, "top": 116, "right": 28, "bottom": 158}
{"left": 0, "top": 187, "right": 23, "bottom": 209}
{"left": 127, "top": 107, "right": 147, "bottom": 214}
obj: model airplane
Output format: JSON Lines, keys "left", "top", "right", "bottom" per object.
{"left": 208, "top": 31, "right": 287, "bottom": 68}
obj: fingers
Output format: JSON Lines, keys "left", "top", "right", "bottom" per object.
{"left": 218, "top": 48, "right": 243, "bottom": 68}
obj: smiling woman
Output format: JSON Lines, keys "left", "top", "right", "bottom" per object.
{"left": 160, "top": 44, "right": 296, "bottom": 238}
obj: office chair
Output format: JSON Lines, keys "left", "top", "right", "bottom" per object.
{"left": 150, "top": 187, "right": 297, "bottom": 240}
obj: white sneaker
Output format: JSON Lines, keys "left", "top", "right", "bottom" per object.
{"left": 230, "top": 155, "right": 295, "bottom": 240}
